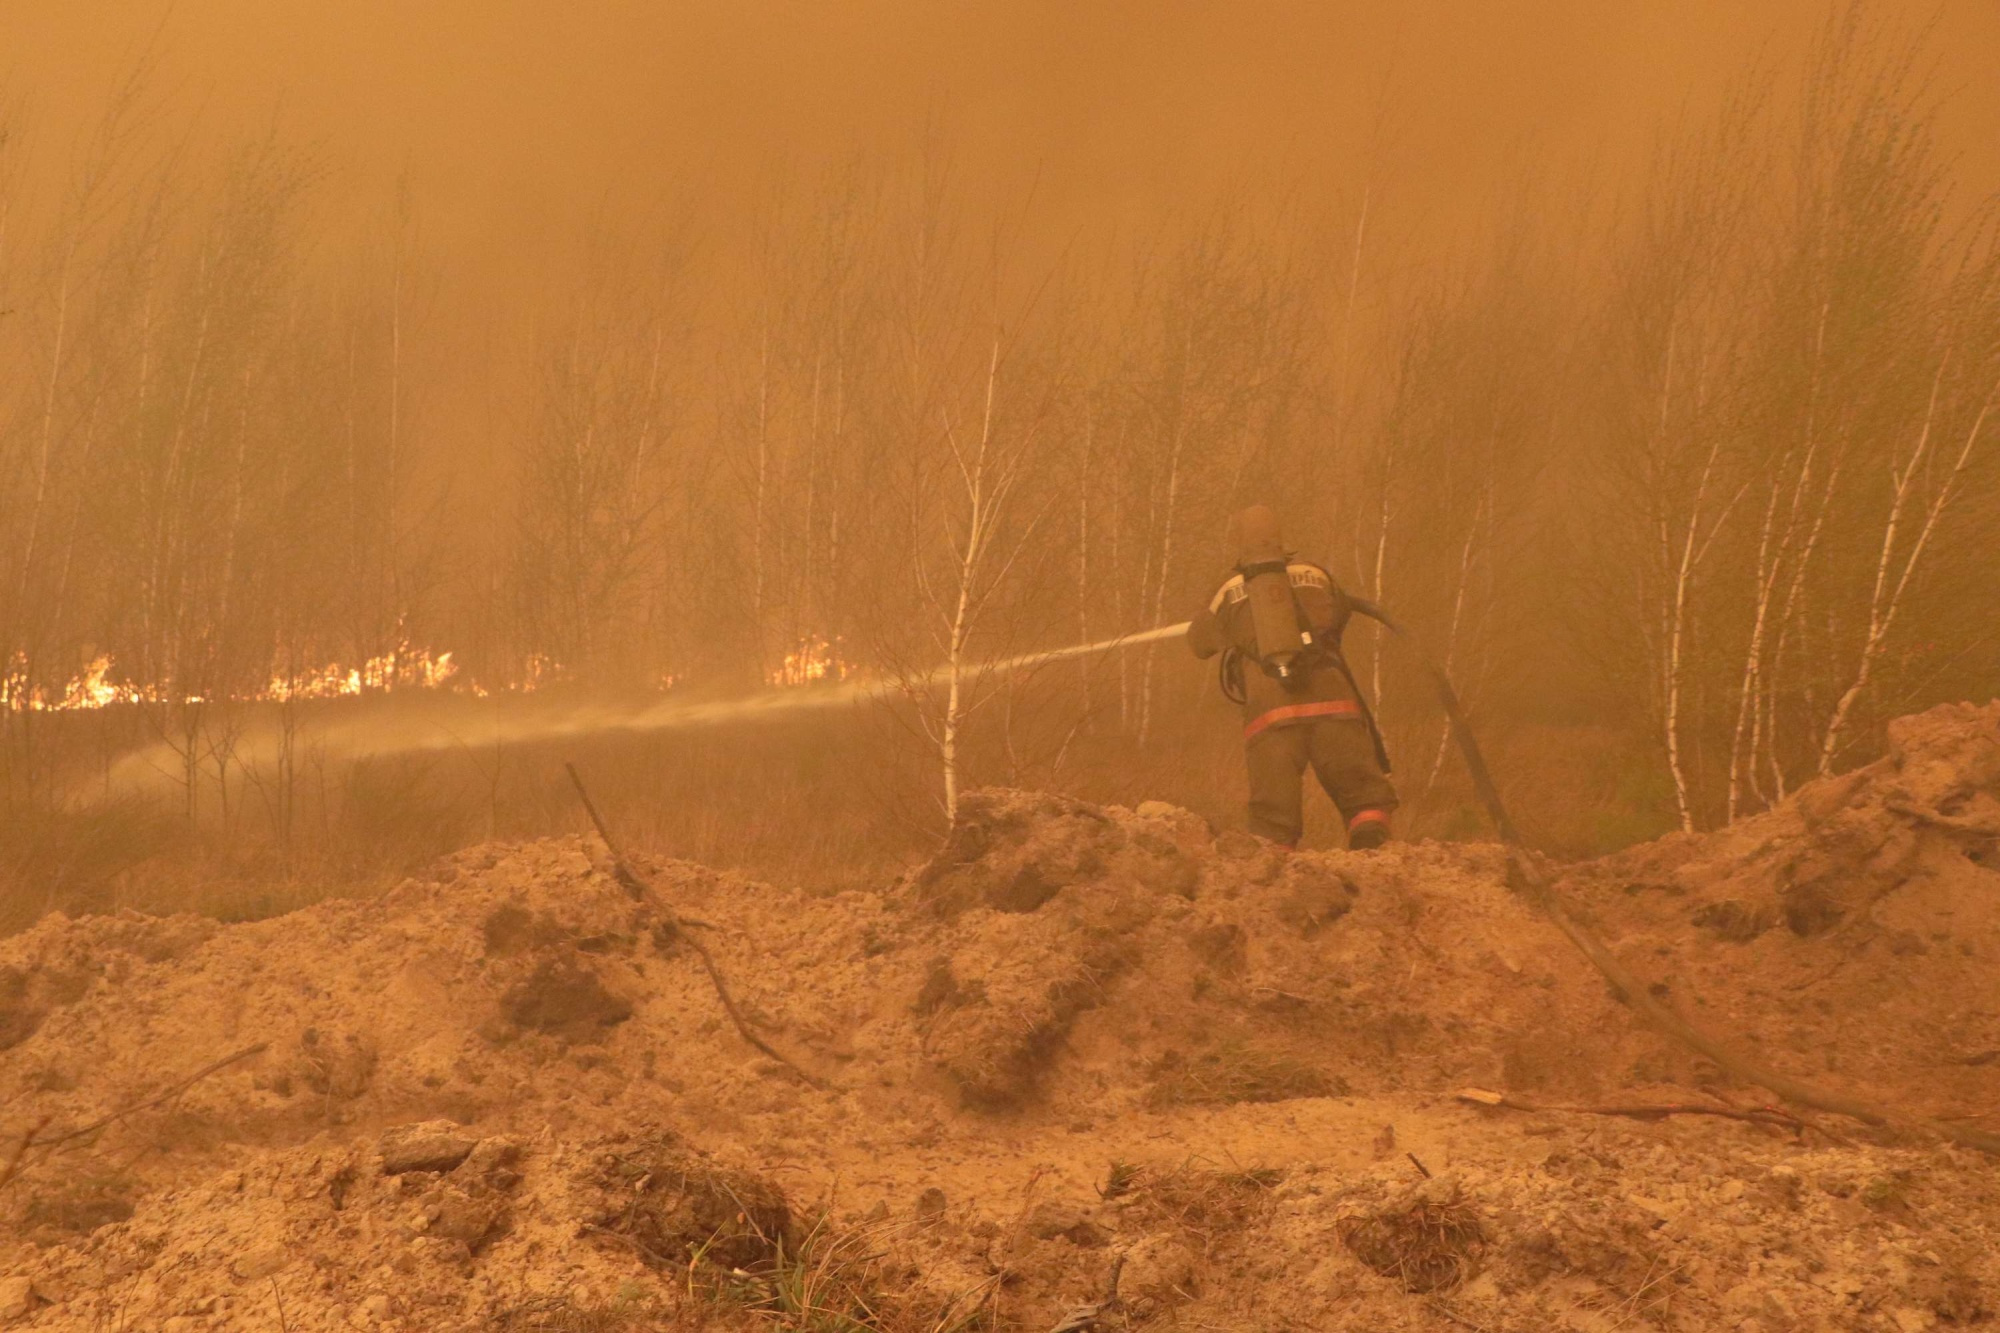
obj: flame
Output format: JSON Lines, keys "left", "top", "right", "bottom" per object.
{"left": 771, "top": 634, "right": 852, "bottom": 687}
{"left": 2, "top": 652, "right": 168, "bottom": 712}
{"left": 520, "top": 653, "right": 565, "bottom": 691}
{"left": 65, "top": 654, "right": 167, "bottom": 709}
{"left": 267, "top": 647, "right": 459, "bottom": 701}
{"left": 2, "top": 645, "right": 605, "bottom": 712}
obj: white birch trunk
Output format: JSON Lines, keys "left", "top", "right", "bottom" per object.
{"left": 1818, "top": 379, "right": 1991, "bottom": 774}
{"left": 940, "top": 339, "right": 1002, "bottom": 822}
{"left": 1136, "top": 416, "right": 1183, "bottom": 746}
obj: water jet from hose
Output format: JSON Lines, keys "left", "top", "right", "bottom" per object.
{"left": 100, "top": 622, "right": 1197, "bottom": 792}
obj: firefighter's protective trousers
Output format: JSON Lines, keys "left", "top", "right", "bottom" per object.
{"left": 1245, "top": 715, "right": 1397, "bottom": 847}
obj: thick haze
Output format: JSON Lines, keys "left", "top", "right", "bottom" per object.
{"left": 5, "top": 0, "right": 2000, "bottom": 861}
{"left": 19, "top": 1, "right": 2000, "bottom": 263}
{"left": 17, "top": 0, "right": 1999, "bottom": 498}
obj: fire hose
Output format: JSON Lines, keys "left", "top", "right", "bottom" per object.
{"left": 1138, "top": 604, "right": 2000, "bottom": 1156}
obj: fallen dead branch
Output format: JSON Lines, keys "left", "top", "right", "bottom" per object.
{"left": 0, "top": 1115, "right": 52, "bottom": 1192}
{"left": 1047, "top": 1253, "right": 1124, "bottom": 1333}
{"left": 1455, "top": 1087, "right": 1830, "bottom": 1136}
{"left": 0, "top": 1042, "right": 268, "bottom": 1191}
{"left": 565, "top": 762, "right": 826, "bottom": 1090}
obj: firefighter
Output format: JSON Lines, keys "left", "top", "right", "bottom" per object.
{"left": 1187, "top": 504, "right": 1397, "bottom": 850}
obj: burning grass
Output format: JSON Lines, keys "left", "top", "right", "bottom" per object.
{"left": 1, "top": 645, "right": 504, "bottom": 714}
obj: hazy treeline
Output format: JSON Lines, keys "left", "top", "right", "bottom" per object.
{"left": 2, "top": 14, "right": 1995, "bottom": 849}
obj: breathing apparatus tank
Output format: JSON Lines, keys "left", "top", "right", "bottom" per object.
{"left": 1229, "top": 505, "right": 1316, "bottom": 692}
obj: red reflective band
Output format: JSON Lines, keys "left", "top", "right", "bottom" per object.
{"left": 1347, "top": 808, "right": 1391, "bottom": 831}
{"left": 1243, "top": 699, "right": 1362, "bottom": 740}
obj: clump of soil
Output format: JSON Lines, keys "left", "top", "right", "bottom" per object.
{"left": 1572, "top": 699, "right": 2000, "bottom": 1119}
{"left": 923, "top": 934, "right": 1128, "bottom": 1109}
{"left": 500, "top": 954, "right": 633, "bottom": 1043}
{"left": 0, "top": 967, "right": 45, "bottom": 1051}
{"left": 0, "top": 701, "right": 1995, "bottom": 1330}
{"left": 17, "top": 1172, "right": 134, "bottom": 1243}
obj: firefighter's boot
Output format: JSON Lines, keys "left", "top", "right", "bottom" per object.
{"left": 1345, "top": 811, "right": 1392, "bottom": 850}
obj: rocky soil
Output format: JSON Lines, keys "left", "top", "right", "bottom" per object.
{"left": 0, "top": 702, "right": 1996, "bottom": 1332}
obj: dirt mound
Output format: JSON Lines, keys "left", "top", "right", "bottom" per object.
{"left": 1571, "top": 700, "right": 2000, "bottom": 1120}
{"left": 0, "top": 702, "right": 1996, "bottom": 1330}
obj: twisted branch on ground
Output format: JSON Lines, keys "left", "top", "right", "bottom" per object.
{"left": 0, "top": 1043, "right": 268, "bottom": 1191}
{"left": 565, "top": 762, "right": 826, "bottom": 1090}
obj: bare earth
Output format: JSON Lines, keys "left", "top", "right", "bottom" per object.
{"left": 2, "top": 703, "right": 1997, "bottom": 1332}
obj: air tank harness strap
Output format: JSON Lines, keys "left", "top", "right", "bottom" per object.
{"left": 1219, "top": 647, "right": 1249, "bottom": 705}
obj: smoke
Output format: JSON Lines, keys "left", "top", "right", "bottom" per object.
{"left": 12, "top": 4, "right": 2000, "bottom": 851}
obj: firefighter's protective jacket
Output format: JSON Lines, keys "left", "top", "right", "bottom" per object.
{"left": 1187, "top": 562, "right": 1367, "bottom": 739}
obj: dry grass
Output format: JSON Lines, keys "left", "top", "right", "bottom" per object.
{"left": 0, "top": 716, "right": 928, "bottom": 938}
{"left": 1126, "top": 1161, "right": 1285, "bottom": 1242}
{"left": 714, "top": 1212, "right": 994, "bottom": 1333}
{"left": 1338, "top": 1188, "right": 1487, "bottom": 1294}
{"left": 578, "top": 1136, "right": 995, "bottom": 1333}
{"left": 582, "top": 1136, "right": 992, "bottom": 1330}
{"left": 587, "top": 1134, "right": 796, "bottom": 1275}
{"left": 1144, "top": 1039, "right": 1343, "bottom": 1108}
{"left": 489, "top": 1297, "right": 641, "bottom": 1332}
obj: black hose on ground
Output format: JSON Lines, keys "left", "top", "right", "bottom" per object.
{"left": 1348, "top": 598, "right": 2000, "bottom": 1158}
